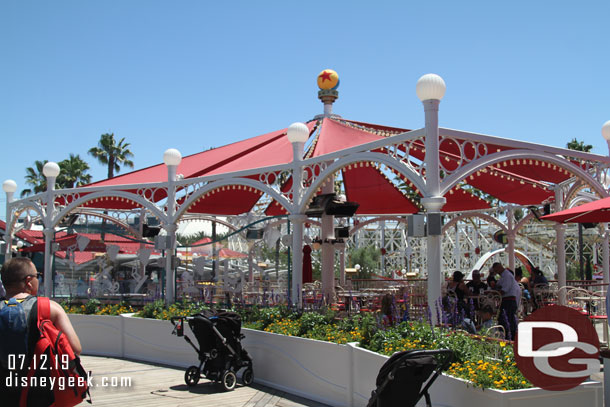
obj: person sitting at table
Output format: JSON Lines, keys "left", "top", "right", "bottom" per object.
{"left": 467, "top": 270, "right": 488, "bottom": 296}
{"left": 478, "top": 305, "right": 496, "bottom": 333}
{"left": 380, "top": 293, "right": 395, "bottom": 327}
{"left": 486, "top": 267, "right": 498, "bottom": 290}
{"left": 532, "top": 267, "right": 548, "bottom": 286}
{"left": 447, "top": 271, "right": 472, "bottom": 317}
{"left": 515, "top": 267, "right": 532, "bottom": 301}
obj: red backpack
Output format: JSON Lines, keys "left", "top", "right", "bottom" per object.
{"left": 19, "top": 297, "right": 90, "bottom": 407}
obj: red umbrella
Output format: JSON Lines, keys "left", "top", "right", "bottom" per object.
{"left": 217, "top": 247, "right": 247, "bottom": 259}
{"left": 20, "top": 234, "right": 107, "bottom": 253}
{"left": 302, "top": 244, "right": 313, "bottom": 284}
{"left": 541, "top": 197, "right": 610, "bottom": 223}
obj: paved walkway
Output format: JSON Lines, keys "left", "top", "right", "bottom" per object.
{"left": 80, "top": 355, "right": 331, "bottom": 407}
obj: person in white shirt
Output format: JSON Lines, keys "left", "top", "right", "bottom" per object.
{"left": 493, "top": 262, "right": 520, "bottom": 340}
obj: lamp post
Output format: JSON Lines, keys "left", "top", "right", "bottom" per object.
{"left": 287, "top": 122, "right": 309, "bottom": 307}
{"left": 163, "top": 148, "right": 182, "bottom": 305}
{"left": 42, "top": 161, "right": 60, "bottom": 297}
{"left": 601, "top": 120, "right": 610, "bottom": 285}
{"left": 3, "top": 179, "right": 17, "bottom": 264}
{"left": 416, "top": 74, "right": 447, "bottom": 324}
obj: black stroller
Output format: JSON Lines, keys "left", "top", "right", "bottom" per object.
{"left": 171, "top": 309, "right": 254, "bottom": 391}
{"left": 367, "top": 349, "right": 454, "bottom": 407}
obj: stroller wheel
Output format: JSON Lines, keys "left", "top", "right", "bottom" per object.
{"left": 241, "top": 368, "right": 254, "bottom": 386}
{"left": 221, "top": 370, "right": 237, "bottom": 391}
{"left": 185, "top": 365, "right": 201, "bottom": 387}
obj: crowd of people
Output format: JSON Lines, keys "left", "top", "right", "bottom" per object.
{"left": 444, "top": 262, "right": 549, "bottom": 340}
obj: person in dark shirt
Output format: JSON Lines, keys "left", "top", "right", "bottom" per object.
{"left": 486, "top": 267, "right": 497, "bottom": 290}
{"left": 467, "top": 270, "right": 488, "bottom": 295}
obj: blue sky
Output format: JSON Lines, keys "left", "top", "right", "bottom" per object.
{"left": 1, "top": 1, "right": 609, "bottom": 219}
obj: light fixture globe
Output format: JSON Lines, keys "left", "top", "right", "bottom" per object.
{"left": 286, "top": 122, "right": 309, "bottom": 144}
{"left": 163, "top": 148, "right": 182, "bottom": 166}
{"left": 42, "top": 162, "right": 60, "bottom": 178}
{"left": 416, "top": 74, "right": 446, "bottom": 101}
{"left": 2, "top": 179, "right": 17, "bottom": 193}
{"left": 602, "top": 120, "right": 610, "bottom": 141}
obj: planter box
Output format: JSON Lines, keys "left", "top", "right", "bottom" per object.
{"left": 68, "top": 314, "right": 123, "bottom": 358}
{"left": 241, "top": 328, "right": 351, "bottom": 407}
{"left": 349, "top": 344, "right": 602, "bottom": 407}
{"left": 68, "top": 314, "right": 603, "bottom": 407}
{"left": 121, "top": 314, "right": 195, "bottom": 368}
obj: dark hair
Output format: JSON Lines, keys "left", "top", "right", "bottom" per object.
{"left": 515, "top": 267, "right": 523, "bottom": 278}
{"left": 452, "top": 271, "right": 464, "bottom": 282}
{"left": 0, "top": 257, "right": 35, "bottom": 288}
{"left": 380, "top": 293, "right": 393, "bottom": 316}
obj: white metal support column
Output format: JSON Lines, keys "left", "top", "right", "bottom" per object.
{"left": 287, "top": 122, "right": 310, "bottom": 307}
{"left": 2, "top": 180, "right": 17, "bottom": 264}
{"left": 603, "top": 224, "right": 609, "bottom": 285}
{"left": 554, "top": 188, "right": 567, "bottom": 305}
{"left": 507, "top": 206, "right": 515, "bottom": 271}
{"left": 42, "top": 162, "right": 60, "bottom": 298}
{"left": 555, "top": 223, "right": 567, "bottom": 305}
{"left": 290, "top": 214, "right": 307, "bottom": 306}
{"left": 417, "top": 74, "right": 447, "bottom": 324}
{"left": 321, "top": 178, "right": 335, "bottom": 299}
{"left": 337, "top": 242, "right": 346, "bottom": 285}
{"left": 163, "top": 149, "right": 182, "bottom": 305}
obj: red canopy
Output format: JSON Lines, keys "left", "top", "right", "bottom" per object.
{"left": 69, "top": 117, "right": 587, "bottom": 215}
{"left": 541, "top": 197, "right": 610, "bottom": 223}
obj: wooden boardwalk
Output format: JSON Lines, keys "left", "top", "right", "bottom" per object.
{"left": 80, "top": 355, "right": 331, "bottom": 407}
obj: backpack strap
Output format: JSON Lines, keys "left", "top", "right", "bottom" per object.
{"left": 36, "top": 296, "right": 51, "bottom": 325}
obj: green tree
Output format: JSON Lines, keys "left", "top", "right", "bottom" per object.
{"left": 566, "top": 138, "right": 593, "bottom": 152}
{"left": 57, "top": 154, "right": 92, "bottom": 188}
{"left": 349, "top": 245, "right": 381, "bottom": 278}
{"left": 20, "top": 160, "right": 48, "bottom": 197}
{"left": 88, "top": 133, "right": 135, "bottom": 179}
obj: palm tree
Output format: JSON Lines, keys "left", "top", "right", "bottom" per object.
{"left": 88, "top": 133, "right": 134, "bottom": 240}
{"left": 88, "top": 133, "right": 135, "bottom": 179}
{"left": 566, "top": 138, "right": 593, "bottom": 152}
{"left": 20, "top": 160, "right": 48, "bottom": 197}
{"left": 57, "top": 154, "right": 92, "bottom": 188}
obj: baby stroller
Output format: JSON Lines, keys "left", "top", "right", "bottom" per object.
{"left": 171, "top": 309, "right": 253, "bottom": 391}
{"left": 367, "top": 349, "right": 454, "bottom": 407}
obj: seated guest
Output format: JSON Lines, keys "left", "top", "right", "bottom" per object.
{"left": 447, "top": 271, "right": 472, "bottom": 318}
{"left": 515, "top": 267, "right": 531, "bottom": 302}
{"left": 486, "top": 268, "right": 498, "bottom": 290}
{"left": 467, "top": 270, "right": 488, "bottom": 295}
{"left": 532, "top": 267, "right": 548, "bottom": 286}
{"left": 478, "top": 305, "right": 496, "bottom": 332}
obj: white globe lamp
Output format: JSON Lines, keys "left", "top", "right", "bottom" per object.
{"left": 42, "top": 162, "right": 60, "bottom": 178}
{"left": 286, "top": 122, "right": 309, "bottom": 144}
{"left": 163, "top": 148, "right": 182, "bottom": 166}
{"left": 416, "top": 74, "right": 446, "bottom": 101}
{"left": 2, "top": 179, "right": 17, "bottom": 194}
{"left": 602, "top": 120, "right": 610, "bottom": 141}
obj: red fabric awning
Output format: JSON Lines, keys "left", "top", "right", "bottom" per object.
{"left": 60, "top": 116, "right": 594, "bottom": 215}
{"left": 342, "top": 165, "right": 419, "bottom": 215}
{"left": 541, "top": 197, "right": 610, "bottom": 223}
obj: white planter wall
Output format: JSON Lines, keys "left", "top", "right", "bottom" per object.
{"left": 68, "top": 314, "right": 123, "bottom": 357}
{"left": 69, "top": 314, "right": 603, "bottom": 407}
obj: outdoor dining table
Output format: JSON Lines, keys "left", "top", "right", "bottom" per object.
{"left": 572, "top": 294, "right": 608, "bottom": 344}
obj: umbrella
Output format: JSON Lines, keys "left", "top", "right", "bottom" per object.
{"left": 20, "top": 234, "right": 108, "bottom": 253}
{"left": 217, "top": 248, "right": 247, "bottom": 259}
{"left": 541, "top": 197, "right": 610, "bottom": 223}
{"left": 302, "top": 244, "right": 313, "bottom": 284}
